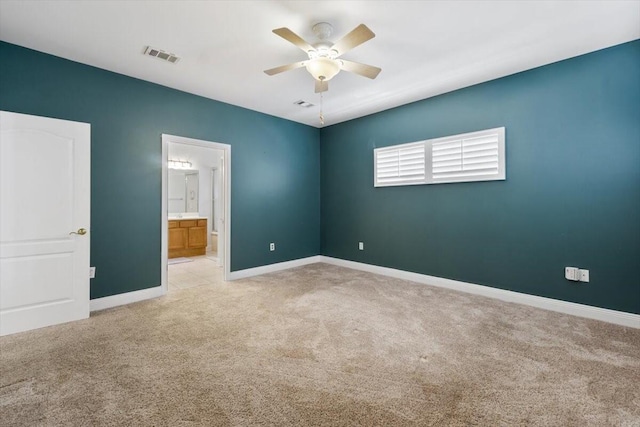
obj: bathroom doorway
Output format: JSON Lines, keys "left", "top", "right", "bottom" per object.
{"left": 161, "top": 134, "right": 231, "bottom": 293}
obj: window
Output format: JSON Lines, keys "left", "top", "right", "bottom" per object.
{"left": 374, "top": 127, "right": 505, "bottom": 187}
{"left": 374, "top": 141, "right": 425, "bottom": 186}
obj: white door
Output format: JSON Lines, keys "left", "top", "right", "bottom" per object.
{"left": 0, "top": 111, "right": 90, "bottom": 336}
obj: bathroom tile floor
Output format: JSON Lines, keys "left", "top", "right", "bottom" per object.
{"left": 168, "top": 253, "right": 223, "bottom": 291}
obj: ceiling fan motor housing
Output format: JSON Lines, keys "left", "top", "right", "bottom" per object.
{"left": 312, "top": 22, "right": 334, "bottom": 40}
{"left": 309, "top": 44, "right": 338, "bottom": 59}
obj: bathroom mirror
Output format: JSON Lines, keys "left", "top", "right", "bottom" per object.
{"left": 168, "top": 169, "right": 199, "bottom": 215}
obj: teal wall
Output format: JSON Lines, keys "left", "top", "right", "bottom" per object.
{"left": 320, "top": 41, "right": 640, "bottom": 314}
{"left": 0, "top": 42, "right": 321, "bottom": 299}
{"left": 2, "top": 40, "right": 638, "bottom": 314}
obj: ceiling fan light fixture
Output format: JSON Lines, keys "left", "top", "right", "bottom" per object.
{"left": 305, "top": 57, "right": 341, "bottom": 81}
{"left": 265, "top": 23, "right": 379, "bottom": 92}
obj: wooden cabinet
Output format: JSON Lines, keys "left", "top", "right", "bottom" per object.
{"left": 188, "top": 226, "right": 207, "bottom": 248}
{"left": 168, "top": 227, "right": 187, "bottom": 250}
{"left": 168, "top": 218, "right": 207, "bottom": 258}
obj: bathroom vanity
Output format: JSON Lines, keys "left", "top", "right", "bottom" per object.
{"left": 168, "top": 218, "right": 207, "bottom": 258}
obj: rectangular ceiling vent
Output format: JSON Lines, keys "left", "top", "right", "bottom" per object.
{"left": 293, "top": 100, "right": 314, "bottom": 108}
{"left": 143, "top": 46, "right": 180, "bottom": 64}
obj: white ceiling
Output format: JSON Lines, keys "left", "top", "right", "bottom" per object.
{"left": 1, "top": 1, "right": 638, "bottom": 128}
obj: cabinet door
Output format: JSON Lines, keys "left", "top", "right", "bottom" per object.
{"left": 188, "top": 227, "right": 207, "bottom": 248}
{"left": 168, "top": 228, "right": 188, "bottom": 250}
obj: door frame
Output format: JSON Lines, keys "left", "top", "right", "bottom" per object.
{"left": 210, "top": 166, "right": 222, "bottom": 259}
{"left": 161, "top": 134, "right": 231, "bottom": 292}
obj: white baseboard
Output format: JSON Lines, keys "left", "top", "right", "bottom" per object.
{"left": 89, "top": 256, "right": 639, "bottom": 329}
{"left": 228, "top": 255, "right": 323, "bottom": 280}
{"left": 318, "top": 256, "right": 640, "bottom": 329}
{"left": 90, "top": 286, "right": 164, "bottom": 312}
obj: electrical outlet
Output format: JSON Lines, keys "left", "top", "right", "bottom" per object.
{"left": 89, "top": 267, "right": 96, "bottom": 279}
{"left": 566, "top": 266, "right": 589, "bottom": 282}
{"left": 565, "top": 267, "right": 580, "bottom": 281}
{"left": 358, "top": 242, "right": 364, "bottom": 250}
{"left": 579, "top": 269, "right": 589, "bottom": 282}
{"left": 269, "top": 243, "right": 275, "bottom": 252}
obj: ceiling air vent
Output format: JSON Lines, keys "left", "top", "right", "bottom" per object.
{"left": 293, "top": 100, "right": 314, "bottom": 108}
{"left": 143, "top": 46, "right": 180, "bottom": 64}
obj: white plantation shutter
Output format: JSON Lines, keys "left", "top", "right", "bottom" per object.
{"left": 374, "top": 127, "right": 505, "bottom": 187}
{"left": 374, "top": 142, "right": 425, "bottom": 186}
{"left": 432, "top": 131, "right": 502, "bottom": 181}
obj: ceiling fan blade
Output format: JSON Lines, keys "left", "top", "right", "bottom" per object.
{"left": 340, "top": 60, "right": 381, "bottom": 79}
{"left": 272, "top": 27, "right": 315, "bottom": 53}
{"left": 332, "top": 24, "right": 375, "bottom": 57}
{"left": 264, "top": 61, "right": 306, "bottom": 76}
{"left": 315, "top": 79, "right": 329, "bottom": 93}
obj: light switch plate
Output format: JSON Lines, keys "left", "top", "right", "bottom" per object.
{"left": 89, "top": 267, "right": 96, "bottom": 279}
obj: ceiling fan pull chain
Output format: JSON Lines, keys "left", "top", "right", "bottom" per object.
{"left": 319, "top": 91, "right": 325, "bottom": 126}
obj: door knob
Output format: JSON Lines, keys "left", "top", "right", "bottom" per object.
{"left": 69, "top": 228, "right": 87, "bottom": 236}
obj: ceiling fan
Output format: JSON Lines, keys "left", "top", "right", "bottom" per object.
{"left": 264, "top": 22, "right": 381, "bottom": 93}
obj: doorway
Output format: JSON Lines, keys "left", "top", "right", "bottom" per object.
{"left": 161, "top": 134, "right": 231, "bottom": 293}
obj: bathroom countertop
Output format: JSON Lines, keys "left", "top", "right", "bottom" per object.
{"left": 168, "top": 216, "right": 208, "bottom": 220}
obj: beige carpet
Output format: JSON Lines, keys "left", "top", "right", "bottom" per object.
{"left": 1, "top": 263, "right": 639, "bottom": 426}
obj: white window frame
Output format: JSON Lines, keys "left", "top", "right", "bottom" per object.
{"left": 374, "top": 127, "right": 505, "bottom": 187}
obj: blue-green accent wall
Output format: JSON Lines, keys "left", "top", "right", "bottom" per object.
{"left": 0, "top": 42, "right": 321, "bottom": 299}
{"left": 320, "top": 41, "right": 640, "bottom": 314}
{"left": 2, "top": 40, "right": 638, "bottom": 314}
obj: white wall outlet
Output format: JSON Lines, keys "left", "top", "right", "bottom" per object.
{"left": 269, "top": 243, "right": 275, "bottom": 252}
{"left": 565, "top": 267, "right": 580, "bottom": 281}
{"left": 579, "top": 269, "right": 589, "bottom": 282}
{"left": 358, "top": 242, "right": 364, "bottom": 250}
{"left": 89, "top": 267, "right": 96, "bottom": 279}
